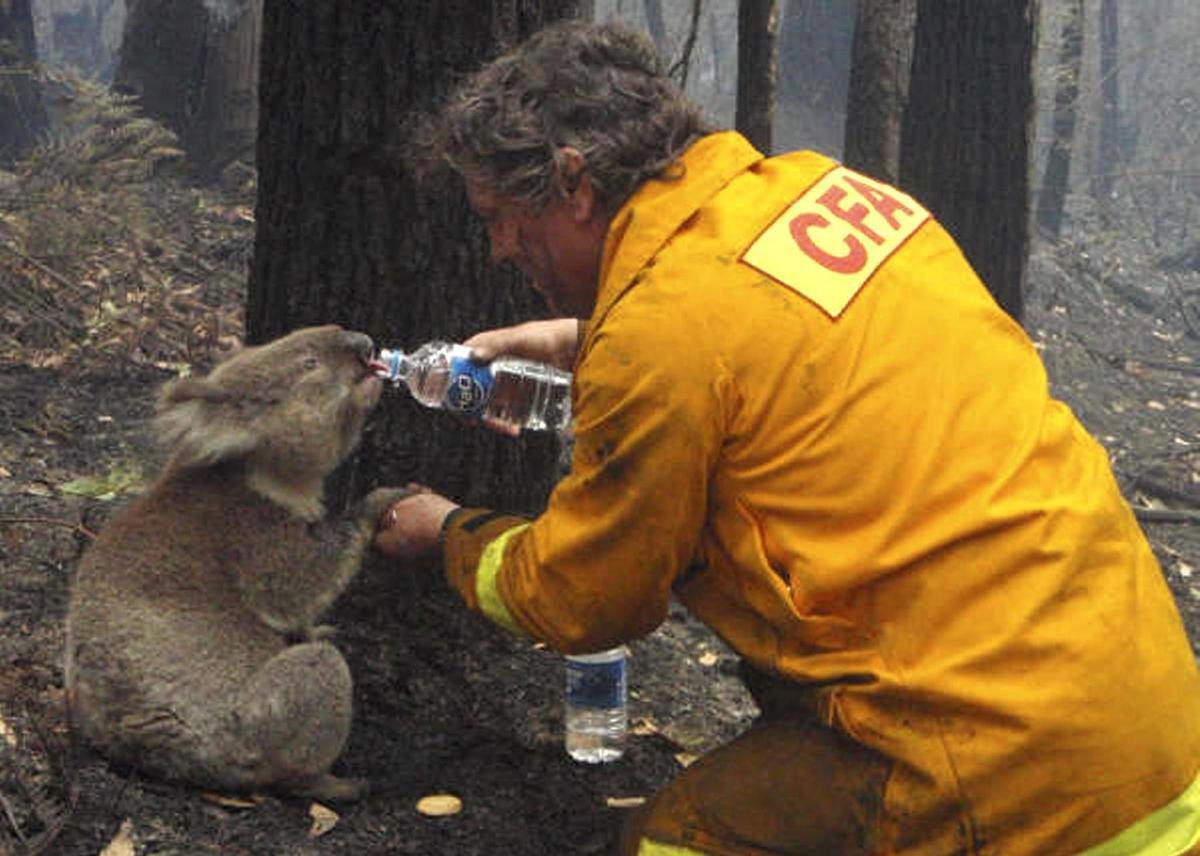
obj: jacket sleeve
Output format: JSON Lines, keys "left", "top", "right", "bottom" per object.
{"left": 441, "top": 293, "right": 730, "bottom": 654}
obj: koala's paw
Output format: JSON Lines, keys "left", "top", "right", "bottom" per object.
{"left": 359, "top": 486, "right": 414, "bottom": 527}
{"left": 294, "top": 623, "right": 337, "bottom": 642}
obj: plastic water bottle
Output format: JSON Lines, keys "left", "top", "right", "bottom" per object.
{"left": 564, "top": 647, "right": 628, "bottom": 763}
{"left": 373, "top": 341, "right": 571, "bottom": 432}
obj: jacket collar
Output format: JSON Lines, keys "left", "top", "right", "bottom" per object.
{"left": 583, "top": 131, "right": 764, "bottom": 353}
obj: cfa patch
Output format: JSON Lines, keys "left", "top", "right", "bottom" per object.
{"left": 741, "top": 165, "right": 930, "bottom": 318}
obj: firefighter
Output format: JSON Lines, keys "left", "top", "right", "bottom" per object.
{"left": 375, "top": 19, "right": 1200, "bottom": 855}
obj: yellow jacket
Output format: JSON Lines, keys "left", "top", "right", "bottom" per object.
{"left": 443, "top": 132, "right": 1200, "bottom": 854}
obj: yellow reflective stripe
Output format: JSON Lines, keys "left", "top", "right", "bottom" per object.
{"left": 475, "top": 523, "right": 530, "bottom": 636}
{"left": 1079, "top": 769, "right": 1200, "bottom": 856}
{"left": 637, "top": 839, "right": 708, "bottom": 856}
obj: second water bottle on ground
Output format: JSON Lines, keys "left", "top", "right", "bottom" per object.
{"left": 564, "top": 647, "right": 628, "bottom": 763}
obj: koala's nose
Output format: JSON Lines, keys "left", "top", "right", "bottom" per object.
{"left": 338, "top": 330, "right": 375, "bottom": 361}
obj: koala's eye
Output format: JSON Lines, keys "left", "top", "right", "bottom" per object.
{"left": 302, "top": 355, "right": 321, "bottom": 371}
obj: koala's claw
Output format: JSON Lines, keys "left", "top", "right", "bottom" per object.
{"left": 360, "top": 486, "right": 415, "bottom": 525}
{"left": 307, "top": 624, "right": 337, "bottom": 642}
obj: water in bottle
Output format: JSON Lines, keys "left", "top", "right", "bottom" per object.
{"left": 373, "top": 341, "right": 571, "bottom": 433}
{"left": 564, "top": 647, "right": 628, "bottom": 763}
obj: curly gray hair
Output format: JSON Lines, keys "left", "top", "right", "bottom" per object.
{"left": 413, "top": 19, "right": 714, "bottom": 214}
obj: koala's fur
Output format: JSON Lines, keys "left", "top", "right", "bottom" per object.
{"left": 65, "top": 325, "right": 407, "bottom": 801}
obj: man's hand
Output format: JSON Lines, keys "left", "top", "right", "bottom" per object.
{"left": 462, "top": 318, "right": 580, "bottom": 437}
{"left": 373, "top": 484, "right": 460, "bottom": 562}
{"left": 464, "top": 318, "right": 581, "bottom": 371}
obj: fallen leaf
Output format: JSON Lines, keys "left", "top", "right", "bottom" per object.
{"left": 698, "top": 651, "right": 719, "bottom": 667}
{"left": 1146, "top": 400, "right": 1167, "bottom": 411}
{"left": 416, "top": 793, "right": 463, "bottom": 817}
{"left": 606, "top": 795, "right": 647, "bottom": 809}
{"left": 0, "top": 465, "right": 10, "bottom": 478}
{"left": 222, "top": 205, "right": 255, "bottom": 224}
{"left": 100, "top": 819, "right": 135, "bottom": 856}
{"left": 674, "top": 752, "right": 699, "bottom": 768}
{"left": 308, "top": 802, "right": 339, "bottom": 837}
{"left": 152, "top": 360, "right": 193, "bottom": 375}
{"left": 1180, "top": 562, "right": 1195, "bottom": 579}
{"left": 59, "top": 463, "right": 144, "bottom": 501}
{"left": 29, "top": 352, "right": 65, "bottom": 369}
{"left": 0, "top": 714, "right": 17, "bottom": 747}
{"left": 200, "top": 792, "right": 260, "bottom": 809}
{"left": 630, "top": 717, "right": 661, "bottom": 736}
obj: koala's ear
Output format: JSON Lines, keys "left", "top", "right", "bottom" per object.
{"left": 156, "top": 377, "right": 258, "bottom": 469}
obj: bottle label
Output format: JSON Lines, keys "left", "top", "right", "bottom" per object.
{"left": 565, "top": 656, "right": 627, "bottom": 710}
{"left": 444, "top": 354, "right": 494, "bottom": 417}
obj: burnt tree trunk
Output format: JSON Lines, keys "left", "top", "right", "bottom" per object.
{"left": 642, "top": 0, "right": 667, "bottom": 57}
{"left": 1035, "top": 0, "right": 1083, "bottom": 240}
{"left": 39, "top": 0, "right": 123, "bottom": 81}
{"left": 736, "top": 0, "right": 780, "bottom": 153}
{"left": 186, "top": 0, "right": 261, "bottom": 176}
{"left": 114, "top": 0, "right": 260, "bottom": 178}
{"left": 248, "top": 0, "right": 582, "bottom": 515}
{"left": 113, "top": 0, "right": 208, "bottom": 143}
{"left": 0, "top": 0, "right": 47, "bottom": 164}
{"left": 776, "top": 0, "right": 856, "bottom": 155}
{"left": 842, "top": 0, "right": 915, "bottom": 183}
{"left": 900, "top": 0, "right": 1035, "bottom": 324}
{"left": 1091, "top": 0, "right": 1119, "bottom": 201}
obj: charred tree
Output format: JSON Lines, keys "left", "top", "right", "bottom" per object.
{"left": 0, "top": 0, "right": 47, "bottom": 164}
{"left": 1091, "top": 0, "right": 1120, "bottom": 201}
{"left": 114, "top": 0, "right": 260, "bottom": 179}
{"left": 1035, "top": 0, "right": 1083, "bottom": 240}
{"left": 248, "top": 0, "right": 583, "bottom": 515}
{"left": 775, "top": 0, "right": 856, "bottom": 155}
{"left": 900, "top": 0, "right": 1035, "bottom": 324}
{"left": 736, "top": 0, "right": 780, "bottom": 153}
{"left": 667, "top": 0, "right": 702, "bottom": 89}
{"left": 642, "top": 0, "right": 668, "bottom": 57}
{"left": 186, "top": 0, "right": 260, "bottom": 177}
{"left": 38, "top": 0, "right": 124, "bottom": 81}
{"left": 842, "top": 0, "right": 915, "bottom": 183}
{"left": 113, "top": 0, "right": 208, "bottom": 146}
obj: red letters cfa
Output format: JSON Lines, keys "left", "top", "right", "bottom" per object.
{"left": 788, "top": 174, "right": 918, "bottom": 274}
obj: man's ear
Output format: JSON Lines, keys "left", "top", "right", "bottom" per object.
{"left": 557, "top": 146, "right": 595, "bottom": 224}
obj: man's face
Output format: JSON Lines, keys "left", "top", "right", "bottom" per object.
{"left": 465, "top": 176, "right": 604, "bottom": 318}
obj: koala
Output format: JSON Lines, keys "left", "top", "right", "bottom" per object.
{"left": 64, "top": 325, "right": 408, "bottom": 802}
